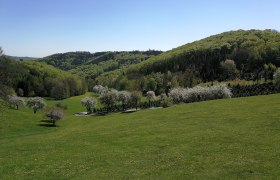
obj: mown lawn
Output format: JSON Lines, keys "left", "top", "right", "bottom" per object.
{"left": 0, "top": 94, "right": 280, "bottom": 179}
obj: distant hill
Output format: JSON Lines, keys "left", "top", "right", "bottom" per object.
{"left": 38, "top": 50, "right": 162, "bottom": 71}
{"left": 38, "top": 50, "right": 162, "bottom": 89}
{"left": 7, "top": 55, "right": 38, "bottom": 61}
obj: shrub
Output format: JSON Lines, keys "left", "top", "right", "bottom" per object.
{"left": 231, "top": 82, "right": 278, "bottom": 97}
{"left": 169, "top": 84, "right": 232, "bottom": 104}
{"left": 159, "top": 93, "right": 172, "bottom": 108}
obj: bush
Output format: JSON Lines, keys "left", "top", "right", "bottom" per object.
{"left": 169, "top": 84, "right": 232, "bottom": 104}
{"left": 231, "top": 82, "right": 278, "bottom": 97}
{"left": 160, "top": 94, "right": 172, "bottom": 108}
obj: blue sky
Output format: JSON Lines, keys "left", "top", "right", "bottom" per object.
{"left": 1, "top": 0, "right": 280, "bottom": 57}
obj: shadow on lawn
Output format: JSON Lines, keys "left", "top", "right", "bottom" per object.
{"left": 37, "top": 119, "right": 57, "bottom": 127}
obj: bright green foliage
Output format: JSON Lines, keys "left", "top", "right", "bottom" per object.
{"left": 0, "top": 94, "right": 280, "bottom": 178}
{"left": 0, "top": 57, "right": 87, "bottom": 99}
{"left": 220, "top": 59, "right": 239, "bottom": 80}
{"left": 95, "top": 30, "right": 280, "bottom": 91}
{"left": 39, "top": 50, "right": 162, "bottom": 89}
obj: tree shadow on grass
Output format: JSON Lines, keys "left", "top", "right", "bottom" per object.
{"left": 37, "top": 119, "right": 57, "bottom": 127}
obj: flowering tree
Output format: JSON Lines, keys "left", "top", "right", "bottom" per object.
{"left": 146, "top": 91, "right": 156, "bottom": 107}
{"left": 27, "top": 97, "right": 46, "bottom": 114}
{"left": 100, "top": 90, "right": 118, "bottom": 112}
{"left": 117, "top": 91, "right": 131, "bottom": 111}
{"left": 81, "top": 97, "right": 97, "bottom": 114}
{"left": 45, "top": 107, "right": 64, "bottom": 126}
{"left": 7, "top": 95, "right": 25, "bottom": 110}
{"left": 92, "top": 85, "right": 108, "bottom": 95}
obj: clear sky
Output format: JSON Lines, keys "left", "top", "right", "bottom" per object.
{"left": 1, "top": 0, "right": 280, "bottom": 57}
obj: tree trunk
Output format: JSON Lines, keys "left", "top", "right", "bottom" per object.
{"left": 16, "top": 105, "right": 18, "bottom": 110}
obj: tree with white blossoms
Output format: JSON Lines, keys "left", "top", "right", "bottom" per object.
{"left": 45, "top": 107, "right": 64, "bottom": 126}
{"left": 81, "top": 97, "right": 97, "bottom": 114}
{"left": 169, "top": 84, "right": 232, "bottom": 104}
{"left": 92, "top": 85, "right": 108, "bottom": 95}
{"left": 117, "top": 91, "right": 131, "bottom": 111}
{"left": 146, "top": 91, "right": 156, "bottom": 107}
{"left": 7, "top": 95, "right": 25, "bottom": 110}
{"left": 100, "top": 90, "right": 118, "bottom": 112}
{"left": 27, "top": 97, "right": 46, "bottom": 114}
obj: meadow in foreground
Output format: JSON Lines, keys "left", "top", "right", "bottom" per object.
{"left": 0, "top": 94, "right": 280, "bottom": 179}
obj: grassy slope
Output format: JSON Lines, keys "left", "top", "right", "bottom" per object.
{"left": 1, "top": 94, "right": 280, "bottom": 179}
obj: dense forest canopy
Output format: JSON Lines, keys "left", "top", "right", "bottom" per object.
{"left": 94, "top": 29, "right": 280, "bottom": 94}
{"left": 0, "top": 54, "right": 87, "bottom": 99}
{"left": 39, "top": 50, "right": 162, "bottom": 89}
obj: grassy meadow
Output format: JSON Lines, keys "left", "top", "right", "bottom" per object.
{"left": 1, "top": 93, "right": 280, "bottom": 179}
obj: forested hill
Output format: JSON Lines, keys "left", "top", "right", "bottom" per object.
{"left": 95, "top": 29, "right": 280, "bottom": 92}
{"left": 0, "top": 56, "right": 87, "bottom": 100}
{"left": 38, "top": 50, "right": 162, "bottom": 71}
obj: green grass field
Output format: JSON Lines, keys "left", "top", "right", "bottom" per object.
{"left": 1, "top": 93, "right": 280, "bottom": 179}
